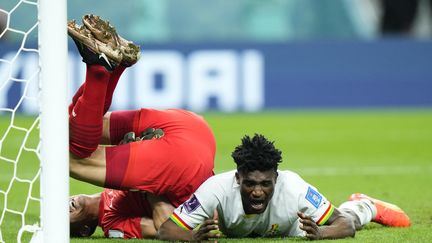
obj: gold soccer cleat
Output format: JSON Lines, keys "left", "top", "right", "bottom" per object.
{"left": 82, "top": 14, "right": 140, "bottom": 67}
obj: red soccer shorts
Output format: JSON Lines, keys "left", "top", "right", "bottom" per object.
{"left": 104, "top": 108, "right": 215, "bottom": 207}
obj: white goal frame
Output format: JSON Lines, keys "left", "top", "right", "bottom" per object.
{"left": 36, "top": 0, "right": 69, "bottom": 242}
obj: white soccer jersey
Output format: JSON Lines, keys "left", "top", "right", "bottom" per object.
{"left": 170, "top": 170, "right": 335, "bottom": 237}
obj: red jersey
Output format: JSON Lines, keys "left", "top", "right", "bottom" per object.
{"left": 98, "top": 189, "right": 151, "bottom": 239}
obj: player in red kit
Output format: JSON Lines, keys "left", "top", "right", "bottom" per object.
{"left": 67, "top": 15, "right": 215, "bottom": 238}
{"left": 70, "top": 189, "right": 175, "bottom": 238}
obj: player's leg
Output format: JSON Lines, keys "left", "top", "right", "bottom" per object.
{"left": 70, "top": 138, "right": 136, "bottom": 189}
{"left": 70, "top": 108, "right": 142, "bottom": 187}
{"left": 89, "top": 14, "right": 137, "bottom": 143}
{"left": 104, "top": 66, "right": 126, "bottom": 114}
{"left": 102, "top": 110, "right": 140, "bottom": 145}
{"left": 69, "top": 65, "right": 127, "bottom": 146}
{"left": 338, "top": 201, "right": 374, "bottom": 230}
{"left": 68, "top": 16, "right": 119, "bottom": 158}
{"left": 348, "top": 193, "right": 411, "bottom": 227}
{"left": 68, "top": 15, "right": 138, "bottom": 146}
{"left": 69, "top": 146, "right": 107, "bottom": 187}
{"left": 67, "top": 15, "right": 132, "bottom": 185}
{"left": 98, "top": 67, "right": 129, "bottom": 145}
{"left": 69, "top": 64, "right": 111, "bottom": 158}
{"left": 69, "top": 65, "right": 126, "bottom": 125}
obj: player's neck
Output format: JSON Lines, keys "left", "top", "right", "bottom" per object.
{"left": 86, "top": 193, "right": 102, "bottom": 220}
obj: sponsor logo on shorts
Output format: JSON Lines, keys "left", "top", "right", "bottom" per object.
{"left": 184, "top": 194, "right": 201, "bottom": 213}
{"left": 305, "top": 187, "right": 322, "bottom": 208}
{"left": 108, "top": 230, "right": 124, "bottom": 238}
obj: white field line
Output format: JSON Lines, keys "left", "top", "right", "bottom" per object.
{"left": 291, "top": 164, "right": 432, "bottom": 176}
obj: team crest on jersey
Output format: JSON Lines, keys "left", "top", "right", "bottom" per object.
{"left": 305, "top": 187, "right": 322, "bottom": 208}
{"left": 266, "top": 224, "right": 280, "bottom": 236}
{"left": 184, "top": 194, "right": 201, "bottom": 213}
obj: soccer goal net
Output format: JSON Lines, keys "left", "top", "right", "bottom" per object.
{"left": 0, "top": 1, "right": 68, "bottom": 243}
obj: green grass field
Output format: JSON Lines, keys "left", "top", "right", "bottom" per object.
{"left": 1, "top": 109, "right": 432, "bottom": 242}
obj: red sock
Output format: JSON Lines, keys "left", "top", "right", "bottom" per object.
{"left": 68, "top": 84, "right": 84, "bottom": 115}
{"left": 69, "top": 65, "right": 111, "bottom": 158}
{"left": 103, "top": 65, "right": 126, "bottom": 114}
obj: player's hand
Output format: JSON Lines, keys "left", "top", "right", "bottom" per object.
{"left": 298, "top": 212, "right": 322, "bottom": 240}
{"left": 192, "top": 219, "right": 221, "bottom": 241}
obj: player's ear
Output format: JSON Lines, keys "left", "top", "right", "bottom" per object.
{"left": 71, "top": 221, "right": 97, "bottom": 237}
{"left": 79, "top": 224, "right": 94, "bottom": 237}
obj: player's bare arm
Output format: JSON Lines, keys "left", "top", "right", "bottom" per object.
{"left": 298, "top": 208, "right": 355, "bottom": 240}
{"left": 140, "top": 194, "right": 176, "bottom": 238}
{"left": 146, "top": 193, "right": 175, "bottom": 229}
{"left": 140, "top": 217, "right": 157, "bottom": 238}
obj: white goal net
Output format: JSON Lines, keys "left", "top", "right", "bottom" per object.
{"left": 0, "top": 1, "right": 68, "bottom": 243}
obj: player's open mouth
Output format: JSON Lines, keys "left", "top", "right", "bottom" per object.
{"left": 250, "top": 201, "right": 265, "bottom": 211}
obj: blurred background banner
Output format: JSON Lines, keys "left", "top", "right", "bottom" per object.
{"left": 1, "top": 0, "right": 432, "bottom": 113}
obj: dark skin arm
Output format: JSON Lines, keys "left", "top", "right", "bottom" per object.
{"left": 298, "top": 207, "right": 356, "bottom": 240}
{"left": 138, "top": 193, "right": 176, "bottom": 238}
{"left": 146, "top": 193, "right": 175, "bottom": 230}
{"left": 158, "top": 218, "right": 221, "bottom": 241}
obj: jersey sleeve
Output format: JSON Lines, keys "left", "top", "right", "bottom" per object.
{"left": 102, "top": 216, "right": 143, "bottom": 239}
{"left": 298, "top": 185, "right": 335, "bottom": 226}
{"left": 170, "top": 176, "right": 221, "bottom": 230}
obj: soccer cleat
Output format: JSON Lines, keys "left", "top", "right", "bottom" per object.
{"left": 348, "top": 193, "right": 411, "bottom": 227}
{"left": 67, "top": 19, "right": 118, "bottom": 71}
{"left": 82, "top": 14, "right": 140, "bottom": 67}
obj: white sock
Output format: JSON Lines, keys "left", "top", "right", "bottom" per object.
{"left": 339, "top": 200, "right": 377, "bottom": 226}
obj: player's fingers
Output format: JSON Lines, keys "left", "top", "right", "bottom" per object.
{"left": 198, "top": 222, "right": 219, "bottom": 235}
{"left": 202, "top": 224, "right": 219, "bottom": 232}
{"left": 300, "top": 222, "right": 318, "bottom": 235}
{"left": 299, "top": 218, "right": 315, "bottom": 228}
{"left": 195, "top": 228, "right": 220, "bottom": 241}
{"left": 205, "top": 231, "right": 221, "bottom": 239}
{"left": 202, "top": 219, "right": 218, "bottom": 226}
{"left": 195, "top": 219, "right": 219, "bottom": 240}
{"left": 297, "top": 211, "right": 312, "bottom": 220}
{"left": 300, "top": 224, "right": 312, "bottom": 232}
{"left": 297, "top": 211, "right": 305, "bottom": 219}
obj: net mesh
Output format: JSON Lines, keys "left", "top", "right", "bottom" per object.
{"left": 0, "top": 1, "right": 42, "bottom": 242}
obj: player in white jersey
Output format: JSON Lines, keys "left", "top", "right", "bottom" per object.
{"left": 158, "top": 134, "right": 411, "bottom": 241}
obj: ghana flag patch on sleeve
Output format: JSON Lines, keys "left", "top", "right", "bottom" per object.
{"left": 170, "top": 212, "right": 193, "bottom": 230}
{"left": 316, "top": 203, "right": 335, "bottom": 225}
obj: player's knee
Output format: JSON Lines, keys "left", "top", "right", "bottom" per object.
{"left": 69, "top": 123, "right": 102, "bottom": 158}
{"left": 70, "top": 145, "right": 96, "bottom": 159}
{"left": 69, "top": 155, "right": 88, "bottom": 179}
{"left": 69, "top": 158, "right": 80, "bottom": 177}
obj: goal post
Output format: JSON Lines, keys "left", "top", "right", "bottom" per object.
{"left": 38, "top": 0, "right": 69, "bottom": 243}
{"left": 0, "top": 0, "right": 69, "bottom": 242}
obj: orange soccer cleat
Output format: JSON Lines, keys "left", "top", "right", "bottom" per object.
{"left": 348, "top": 193, "right": 411, "bottom": 227}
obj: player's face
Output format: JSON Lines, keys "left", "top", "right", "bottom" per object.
{"left": 69, "top": 195, "right": 91, "bottom": 223}
{"left": 236, "top": 170, "right": 277, "bottom": 214}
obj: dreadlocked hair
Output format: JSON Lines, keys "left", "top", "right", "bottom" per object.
{"left": 231, "top": 134, "right": 282, "bottom": 173}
